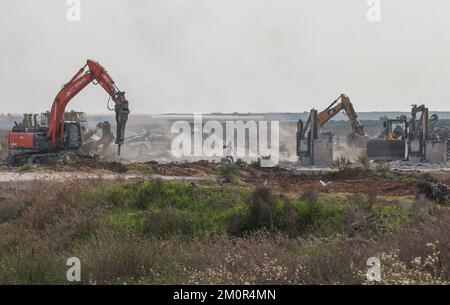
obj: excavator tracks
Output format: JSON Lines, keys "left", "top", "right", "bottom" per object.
{"left": 6, "top": 151, "right": 97, "bottom": 167}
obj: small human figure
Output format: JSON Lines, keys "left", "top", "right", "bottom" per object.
{"left": 223, "top": 141, "right": 234, "bottom": 163}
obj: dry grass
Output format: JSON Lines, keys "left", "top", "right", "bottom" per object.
{"left": 0, "top": 178, "right": 448, "bottom": 284}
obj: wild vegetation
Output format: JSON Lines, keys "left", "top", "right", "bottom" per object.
{"left": 0, "top": 172, "right": 448, "bottom": 284}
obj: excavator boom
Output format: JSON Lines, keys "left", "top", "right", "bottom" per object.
{"left": 296, "top": 94, "right": 366, "bottom": 164}
{"left": 300, "top": 94, "right": 364, "bottom": 138}
{"left": 48, "top": 60, "right": 130, "bottom": 154}
{"left": 319, "top": 94, "right": 364, "bottom": 135}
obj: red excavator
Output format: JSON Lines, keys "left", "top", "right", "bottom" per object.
{"left": 6, "top": 60, "right": 130, "bottom": 166}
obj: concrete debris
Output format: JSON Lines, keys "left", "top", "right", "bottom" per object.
{"left": 389, "top": 160, "right": 450, "bottom": 173}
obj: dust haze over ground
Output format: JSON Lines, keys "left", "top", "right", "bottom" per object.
{"left": 1, "top": 113, "right": 450, "bottom": 164}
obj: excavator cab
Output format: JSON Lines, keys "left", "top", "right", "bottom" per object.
{"left": 367, "top": 116, "right": 409, "bottom": 161}
{"left": 40, "top": 111, "right": 86, "bottom": 149}
{"left": 381, "top": 116, "right": 409, "bottom": 141}
{"left": 63, "top": 122, "right": 82, "bottom": 150}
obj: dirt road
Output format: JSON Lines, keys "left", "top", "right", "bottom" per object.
{"left": 0, "top": 160, "right": 433, "bottom": 197}
{"left": 0, "top": 171, "right": 215, "bottom": 184}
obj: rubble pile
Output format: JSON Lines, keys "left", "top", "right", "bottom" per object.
{"left": 422, "top": 181, "right": 450, "bottom": 205}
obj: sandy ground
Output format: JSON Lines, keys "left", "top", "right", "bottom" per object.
{"left": 0, "top": 171, "right": 215, "bottom": 184}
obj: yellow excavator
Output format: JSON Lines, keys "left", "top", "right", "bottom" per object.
{"left": 367, "top": 104, "right": 432, "bottom": 161}
{"left": 296, "top": 94, "right": 366, "bottom": 165}
{"left": 297, "top": 94, "right": 365, "bottom": 140}
{"left": 378, "top": 105, "right": 429, "bottom": 142}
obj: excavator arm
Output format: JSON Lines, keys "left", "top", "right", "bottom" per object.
{"left": 300, "top": 94, "right": 364, "bottom": 138}
{"left": 319, "top": 94, "right": 364, "bottom": 136}
{"left": 47, "top": 60, "right": 130, "bottom": 154}
{"left": 410, "top": 104, "right": 428, "bottom": 140}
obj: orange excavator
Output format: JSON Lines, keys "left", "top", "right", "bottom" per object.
{"left": 6, "top": 60, "right": 130, "bottom": 166}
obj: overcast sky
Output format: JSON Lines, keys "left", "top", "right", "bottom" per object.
{"left": 1, "top": 0, "right": 450, "bottom": 114}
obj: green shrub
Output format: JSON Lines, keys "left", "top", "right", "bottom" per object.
{"left": 357, "top": 154, "right": 371, "bottom": 171}
{"left": 248, "top": 187, "right": 276, "bottom": 230}
{"left": 218, "top": 163, "right": 240, "bottom": 183}
{"left": 105, "top": 180, "right": 192, "bottom": 210}
{"left": 235, "top": 159, "right": 247, "bottom": 166}
{"left": 227, "top": 187, "right": 345, "bottom": 237}
{"left": 227, "top": 187, "right": 276, "bottom": 236}
{"left": 332, "top": 156, "right": 352, "bottom": 171}
{"left": 125, "top": 163, "right": 153, "bottom": 175}
{"left": 102, "top": 210, "right": 146, "bottom": 232}
{"left": 373, "top": 205, "right": 413, "bottom": 234}
{"left": 295, "top": 200, "right": 344, "bottom": 235}
{"left": 17, "top": 164, "right": 32, "bottom": 172}
{"left": 102, "top": 180, "right": 252, "bottom": 237}
{"left": 276, "top": 201, "right": 298, "bottom": 236}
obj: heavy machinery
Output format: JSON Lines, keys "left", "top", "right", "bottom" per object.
{"left": 367, "top": 115, "right": 409, "bottom": 161}
{"left": 39, "top": 110, "right": 114, "bottom": 154}
{"left": 296, "top": 94, "right": 366, "bottom": 165}
{"left": 6, "top": 60, "right": 130, "bottom": 166}
{"left": 375, "top": 105, "right": 428, "bottom": 142}
{"left": 367, "top": 104, "right": 448, "bottom": 162}
{"left": 410, "top": 105, "right": 429, "bottom": 140}
{"left": 381, "top": 116, "right": 409, "bottom": 140}
{"left": 297, "top": 94, "right": 365, "bottom": 140}
{"left": 428, "top": 114, "right": 450, "bottom": 160}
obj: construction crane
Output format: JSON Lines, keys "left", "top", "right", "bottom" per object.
{"left": 297, "top": 94, "right": 365, "bottom": 140}
{"left": 6, "top": 60, "right": 130, "bottom": 166}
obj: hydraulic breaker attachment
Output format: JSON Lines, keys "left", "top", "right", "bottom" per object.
{"left": 113, "top": 91, "right": 130, "bottom": 155}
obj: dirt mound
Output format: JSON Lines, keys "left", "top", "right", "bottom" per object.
{"left": 238, "top": 165, "right": 419, "bottom": 197}
{"left": 27, "top": 160, "right": 423, "bottom": 197}
{"left": 45, "top": 160, "right": 219, "bottom": 176}
{"left": 146, "top": 160, "right": 219, "bottom": 177}
{"left": 45, "top": 160, "right": 128, "bottom": 173}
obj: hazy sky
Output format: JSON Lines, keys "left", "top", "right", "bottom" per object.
{"left": 1, "top": 0, "right": 450, "bottom": 114}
